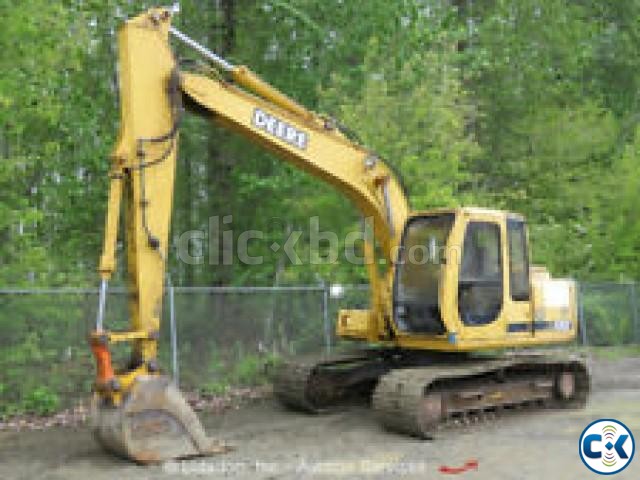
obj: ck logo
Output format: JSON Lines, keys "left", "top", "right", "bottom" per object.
{"left": 579, "top": 419, "right": 635, "bottom": 475}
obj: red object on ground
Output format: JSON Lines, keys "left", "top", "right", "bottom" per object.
{"left": 438, "top": 459, "right": 479, "bottom": 474}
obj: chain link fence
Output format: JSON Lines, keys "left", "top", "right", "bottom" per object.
{"left": 0, "top": 282, "right": 637, "bottom": 414}
{"left": 578, "top": 282, "right": 640, "bottom": 346}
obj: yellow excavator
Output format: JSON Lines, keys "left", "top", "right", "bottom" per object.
{"left": 90, "top": 6, "right": 589, "bottom": 463}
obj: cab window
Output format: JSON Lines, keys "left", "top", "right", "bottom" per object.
{"left": 507, "top": 219, "right": 530, "bottom": 301}
{"left": 458, "top": 221, "right": 503, "bottom": 325}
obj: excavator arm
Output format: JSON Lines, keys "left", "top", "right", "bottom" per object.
{"left": 90, "top": 7, "right": 408, "bottom": 462}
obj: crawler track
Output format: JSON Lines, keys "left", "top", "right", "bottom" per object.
{"left": 271, "top": 351, "right": 387, "bottom": 413}
{"left": 372, "top": 355, "right": 589, "bottom": 438}
{"left": 272, "top": 350, "right": 590, "bottom": 438}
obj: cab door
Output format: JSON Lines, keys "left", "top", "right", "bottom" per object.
{"left": 457, "top": 220, "right": 504, "bottom": 327}
{"left": 504, "top": 218, "right": 533, "bottom": 335}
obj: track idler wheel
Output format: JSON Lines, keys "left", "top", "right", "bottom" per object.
{"left": 91, "top": 375, "right": 230, "bottom": 463}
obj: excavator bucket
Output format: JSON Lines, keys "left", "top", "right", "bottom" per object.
{"left": 91, "top": 376, "right": 230, "bottom": 463}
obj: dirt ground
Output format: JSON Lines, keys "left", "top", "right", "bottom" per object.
{"left": 1, "top": 355, "right": 639, "bottom": 480}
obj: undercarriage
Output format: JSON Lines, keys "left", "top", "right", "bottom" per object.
{"left": 272, "top": 348, "right": 590, "bottom": 437}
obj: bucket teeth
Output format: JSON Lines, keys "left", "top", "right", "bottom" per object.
{"left": 92, "top": 375, "right": 231, "bottom": 463}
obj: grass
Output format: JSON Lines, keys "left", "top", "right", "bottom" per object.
{"left": 581, "top": 345, "right": 640, "bottom": 360}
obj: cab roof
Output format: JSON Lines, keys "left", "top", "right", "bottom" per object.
{"left": 411, "top": 206, "right": 526, "bottom": 222}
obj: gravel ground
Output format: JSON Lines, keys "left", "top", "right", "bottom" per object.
{"left": 1, "top": 355, "right": 639, "bottom": 480}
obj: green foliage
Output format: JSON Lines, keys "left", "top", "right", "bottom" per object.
{"left": 200, "top": 381, "right": 229, "bottom": 396}
{"left": 581, "top": 283, "right": 637, "bottom": 346}
{"left": 592, "top": 126, "right": 640, "bottom": 280}
{"left": 321, "top": 38, "right": 478, "bottom": 210}
{"left": 583, "top": 299, "right": 631, "bottom": 346}
{"left": 2, "top": 0, "right": 638, "bottom": 285}
{"left": 587, "top": 346, "right": 640, "bottom": 360}
{"left": 200, "top": 353, "right": 270, "bottom": 393}
{"left": 1, "top": 384, "right": 61, "bottom": 418}
{"left": 22, "top": 386, "right": 60, "bottom": 416}
{"left": 230, "top": 354, "right": 267, "bottom": 386}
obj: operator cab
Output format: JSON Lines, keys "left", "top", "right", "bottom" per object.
{"left": 393, "top": 207, "right": 530, "bottom": 335}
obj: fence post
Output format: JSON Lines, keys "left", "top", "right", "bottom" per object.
{"left": 169, "top": 283, "right": 179, "bottom": 386}
{"left": 630, "top": 282, "right": 639, "bottom": 344}
{"left": 578, "top": 282, "right": 587, "bottom": 346}
{"left": 322, "top": 282, "right": 331, "bottom": 354}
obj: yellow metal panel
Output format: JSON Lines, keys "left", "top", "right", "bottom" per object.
{"left": 336, "top": 309, "right": 373, "bottom": 339}
{"left": 98, "top": 174, "right": 123, "bottom": 279}
{"left": 231, "top": 66, "right": 314, "bottom": 122}
{"left": 107, "top": 9, "right": 179, "bottom": 363}
{"left": 180, "top": 73, "right": 409, "bottom": 256}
